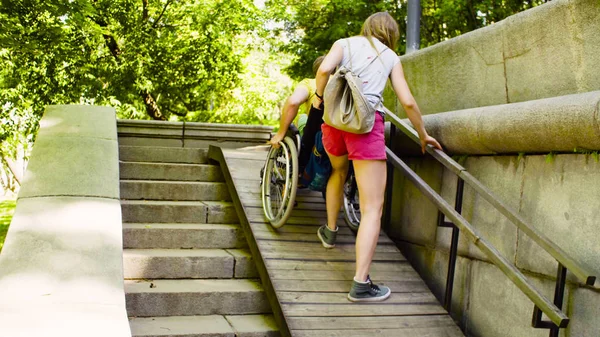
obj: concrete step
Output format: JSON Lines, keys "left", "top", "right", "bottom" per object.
{"left": 129, "top": 315, "right": 279, "bottom": 337}
{"left": 125, "top": 279, "right": 270, "bottom": 317}
{"left": 120, "top": 180, "right": 230, "bottom": 201}
{"left": 120, "top": 161, "right": 224, "bottom": 182}
{"left": 123, "top": 223, "right": 246, "bottom": 249}
{"left": 123, "top": 249, "right": 257, "bottom": 279}
{"left": 119, "top": 145, "right": 208, "bottom": 164}
{"left": 121, "top": 200, "right": 238, "bottom": 224}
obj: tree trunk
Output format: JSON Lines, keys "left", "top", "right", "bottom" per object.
{"left": 0, "top": 154, "right": 21, "bottom": 186}
{"left": 141, "top": 91, "right": 165, "bottom": 120}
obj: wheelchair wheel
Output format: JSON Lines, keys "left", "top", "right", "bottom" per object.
{"left": 261, "top": 136, "right": 299, "bottom": 228}
{"left": 343, "top": 168, "right": 361, "bottom": 234}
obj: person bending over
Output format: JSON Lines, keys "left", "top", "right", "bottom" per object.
{"left": 268, "top": 56, "right": 326, "bottom": 172}
{"left": 313, "top": 12, "right": 443, "bottom": 302}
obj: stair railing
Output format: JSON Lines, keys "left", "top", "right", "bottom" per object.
{"left": 382, "top": 109, "right": 596, "bottom": 336}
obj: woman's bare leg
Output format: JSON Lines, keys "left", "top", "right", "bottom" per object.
{"left": 353, "top": 159, "right": 387, "bottom": 281}
{"left": 325, "top": 152, "right": 349, "bottom": 231}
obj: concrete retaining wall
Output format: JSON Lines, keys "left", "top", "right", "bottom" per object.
{"left": 388, "top": 0, "right": 600, "bottom": 117}
{"left": 384, "top": 0, "right": 600, "bottom": 336}
{"left": 388, "top": 153, "right": 600, "bottom": 336}
{"left": 394, "top": 91, "right": 600, "bottom": 155}
{"left": 0, "top": 105, "right": 131, "bottom": 337}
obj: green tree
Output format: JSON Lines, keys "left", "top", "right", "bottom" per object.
{"left": 266, "top": 0, "right": 548, "bottom": 80}
{"left": 0, "top": 0, "right": 278, "bottom": 192}
{"left": 0, "top": 0, "right": 261, "bottom": 121}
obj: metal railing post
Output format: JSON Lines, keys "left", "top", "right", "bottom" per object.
{"left": 533, "top": 263, "right": 567, "bottom": 336}
{"left": 383, "top": 122, "right": 397, "bottom": 232}
{"left": 443, "top": 178, "right": 464, "bottom": 311}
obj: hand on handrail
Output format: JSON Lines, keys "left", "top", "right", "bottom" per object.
{"left": 421, "top": 134, "right": 443, "bottom": 154}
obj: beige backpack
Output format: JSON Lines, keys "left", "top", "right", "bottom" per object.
{"left": 323, "top": 38, "right": 385, "bottom": 134}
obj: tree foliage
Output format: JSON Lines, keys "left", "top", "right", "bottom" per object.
{"left": 266, "top": 0, "right": 549, "bottom": 80}
{"left": 0, "top": 0, "right": 286, "bottom": 192}
{"left": 0, "top": 0, "right": 549, "bottom": 194}
{"left": 0, "top": 0, "right": 261, "bottom": 122}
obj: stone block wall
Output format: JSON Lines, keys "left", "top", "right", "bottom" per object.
{"left": 388, "top": 153, "right": 600, "bottom": 336}
{"left": 384, "top": 0, "right": 600, "bottom": 335}
{"left": 385, "top": 0, "right": 600, "bottom": 117}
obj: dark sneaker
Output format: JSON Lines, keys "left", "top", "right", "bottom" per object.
{"left": 347, "top": 276, "right": 391, "bottom": 302}
{"left": 317, "top": 225, "right": 337, "bottom": 248}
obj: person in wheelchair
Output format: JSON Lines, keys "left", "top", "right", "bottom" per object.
{"left": 268, "top": 56, "right": 330, "bottom": 190}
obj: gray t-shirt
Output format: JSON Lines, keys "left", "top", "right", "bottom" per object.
{"left": 335, "top": 36, "right": 401, "bottom": 111}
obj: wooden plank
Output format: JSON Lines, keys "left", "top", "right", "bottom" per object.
{"left": 287, "top": 315, "right": 459, "bottom": 330}
{"left": 254, "top": 231, "right": 358, "bottom": 244}
{"left": 272, "top": 279, "right": 429, "bottom": 293}
{"left": 241, "top": 198, "right": 328, "bottom": 211}
{"left": 262, "top": 251, "right": 405, "bottom": 262}
{"left": 232, "top": 181, "right": 262, "bottom": 194}
{"left": 245, "top": 207, "right": 333, "bottom": 219}
{"left": 257, "top": 241, "right": 398, "bottom": 253}
{"left": 250, "top": 219, "right": 351, "bottom": 230}
{"left": 249, "top": 222, "right": 355, "bottom": 236}
{"left": 247, "top": 215, "right": 343, "bottom": 225}
{"left": 269, "top": 269, "right": 421, "bottom": 281}
{"left": 252, "top": 231, "right": 392, "bottom": 244}
{"left": 279, "top": 291, "right": 438, "bottom": 304}
{"left": 265, "top": 260, "right": 411, "bottom": 272}
{"left": 291, "top": 327, "right": 464, "bottom": 337}
{"left": 238, "top": 192, "right": 325, "bottom": 205}
{"left": 282, "top": 302, "right": 447, "bottom": 317}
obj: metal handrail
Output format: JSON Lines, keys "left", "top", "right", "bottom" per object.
{"left": 384, "top": 110, "right": 596, "bottom": 286}
{"left": 383, "top": 108, "right": 596, "bottom": 329}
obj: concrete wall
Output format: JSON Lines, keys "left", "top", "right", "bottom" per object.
{"left": 389, "top": 153, "right": 600, "bottom": 337}
{"left": 384, "top": 0, "right": 600, "bottom": 336}
{"left": 385, "top": 0, "right": 600, "bottom": 117}
{"left": 0, "top": 105, "right": 131, "bottom": 337}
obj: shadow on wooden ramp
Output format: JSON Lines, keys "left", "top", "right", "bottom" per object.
{"left": 208, "top": 145, "right": 464, "bottom": 337}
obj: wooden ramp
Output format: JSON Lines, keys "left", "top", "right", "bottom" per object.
{"left": 208, "top": 145, "right": 464, "bottom": 337}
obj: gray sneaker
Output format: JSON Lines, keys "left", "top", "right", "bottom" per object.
{"left": 347, "top": 276, "right": 391, "bottom": 302}
{"left": 317, "top": 225, "right": 337, "bottom": 248}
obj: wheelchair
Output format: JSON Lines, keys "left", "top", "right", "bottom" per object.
{"left": 260, "top": 119, "right": 361, "bottom": 232}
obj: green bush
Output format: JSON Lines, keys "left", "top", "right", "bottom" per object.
{"left": 0, "top": 199, "right": 16, "bottom": 253}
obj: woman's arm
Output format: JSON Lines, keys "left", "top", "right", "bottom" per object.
{"left": 312, "top": 42, "right": 344, "bottom": 109}
{"left": 268, "top": 85, "right": 309, "bottom": 146}
{"left": 389, "top": 62, "right": 442, "bottom": 153}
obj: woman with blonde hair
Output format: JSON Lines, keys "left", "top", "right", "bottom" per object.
{"left": 312, "top": 12, "right": 442, "bottom": 302}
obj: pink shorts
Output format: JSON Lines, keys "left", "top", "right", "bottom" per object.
{"left": 321, "top": 113, "right": 386, "bottom": 161}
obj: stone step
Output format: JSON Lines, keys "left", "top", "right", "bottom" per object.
{"left": 121, "top": 200, "right": 238, "bottom": 224}
{"left": 120, "top": 161, "right": 224, "bottom": 182}
{"left": 123, "top": 223, "right": 246, "bottom": 249}
{"left": 123, "top": 249, "right": 257, "bottom": 279}
{"left": 125, "top": 279, "right": 270, "bottom": 317}
{"left": 120, "top": 180, "right": 230, "bottom": 201}
{"left": 128, "top": 315, "right": 279, "bottom": 337}
{"left": 119, "top": 145, "right": 208, "bottom": 164}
